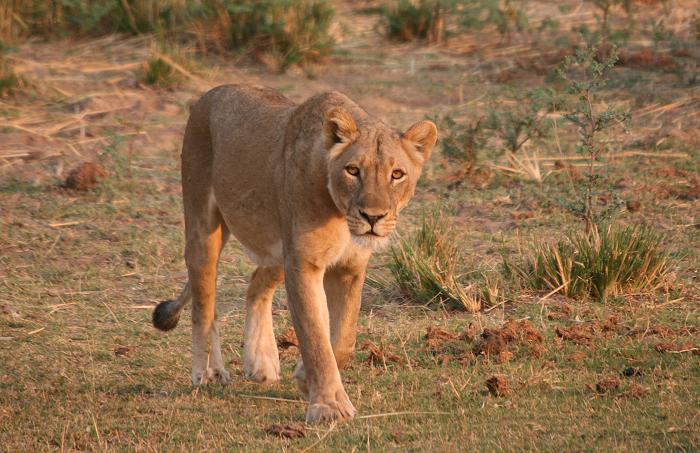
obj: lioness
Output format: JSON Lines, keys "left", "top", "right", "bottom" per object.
{"left": 152, "top": 84, "right": 436, "bottom": 423}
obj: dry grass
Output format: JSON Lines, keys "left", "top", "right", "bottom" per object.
{"left": 388, "top": 212, "right": 481, "bottom": 312}
{"left": 0, "top": 0, "right": 335, "bottom": 71}
{"left": 505, "top": 224, "right": 672, "bottom": 301}
{"left": 0, "top": 0, "right": 699, "bottom": 450}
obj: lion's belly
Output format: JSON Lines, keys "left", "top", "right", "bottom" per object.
{"left": 208, "top": 94, "right": 289, "bottom": 268}
{"left": 214, "top": 182, "right": 284, "bottom": 267}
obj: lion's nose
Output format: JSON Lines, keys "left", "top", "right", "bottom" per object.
{"left": 359, "top": 210, "right": 387, "bottom": 227}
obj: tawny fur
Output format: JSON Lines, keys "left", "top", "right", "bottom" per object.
{"left": 152, "top": 84, "right": 437, "bottom": 423}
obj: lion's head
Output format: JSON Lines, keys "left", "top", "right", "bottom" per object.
{"left": 323, "top": 107, "right": 437, "bottom": 248}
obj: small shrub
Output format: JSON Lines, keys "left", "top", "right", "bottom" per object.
{"left": 388, "top": 213, "right": 480, "bottom": 312}
{"left": 485, "top": 87, "right": 555, "bottom": 155}
{"left": 0, "top": 53, "right": 20, "bottom": 96}
{"left": 226, "top": 0, "right": 335, "bottom": 71}
{"left": 1, "top": 1, "right": 335, "bottom": 71}
{"left": 505, "top": 224, "right": 670, "bottom": 301}
{"left": 459, "top": 0, "right": 530, "bottom": 38}
{"left": 383, "top": 0, "right": 441, "bottom": 42}
{"left": 557, "top": 43, "right": 630, "bottom": 233}
{"left": 143, "top": 57, "right": 178, "bottom": 87}
{"left": 434, "top": 114, "right": 485, "bottom": 175}
{"left": 586, "top": 0, "right": 634, "bottom": 50}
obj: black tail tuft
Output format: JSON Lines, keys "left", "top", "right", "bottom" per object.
{"left": 152, "top": 300, "right": 181, "bottom": 331}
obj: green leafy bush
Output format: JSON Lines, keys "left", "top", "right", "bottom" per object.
{"left": 0, "top": 0, "right": 335, "bottom": 71}
{"left": 485, "top": 87, "right": 555, "bottom": 155}
{"left": 383, "top": 0, "right": 441, "bottom": 41}
{"left": 433, "top": 114, "right": 485, "bottom": 174}
{"left": 226, "top": 0, "right": 334, "bottom": 70}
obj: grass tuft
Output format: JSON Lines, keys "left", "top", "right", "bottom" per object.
{"left": 143, "top": 57, "right": 180, "bottom": 87}
{"left": 0, "top": 52, "right": 21, "bottom": 96}
{"left": 506, "top": 224, "right": 671, "bottom": 301}
{"left": 388, "top": 212, "right": 480, "bottom": 312}
{"left": 383, "top": 0, "right": 439, "bottom": 42}
{"left": 229, "top": 0, "right": 335, "bottom": 72}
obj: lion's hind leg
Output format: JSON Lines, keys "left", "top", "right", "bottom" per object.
{"left": 243, "top": 266, "right": 284, "bottom": 383}
{"left": 187, "top": 209, "right": 230, "bottom": 385}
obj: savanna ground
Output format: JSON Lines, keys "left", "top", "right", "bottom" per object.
{"left": 1, "top": 1, "right": 699, "bottom": 451}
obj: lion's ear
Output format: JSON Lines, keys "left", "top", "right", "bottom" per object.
{"left": 324, "top": 107, "right": 358, "bottom": 150}
{"left": 402, "top": 120, "right": 438, "bottom": 164}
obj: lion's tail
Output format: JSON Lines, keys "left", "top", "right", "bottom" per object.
{"left": 152, "top": 282, "right": 191, "bottom": 331}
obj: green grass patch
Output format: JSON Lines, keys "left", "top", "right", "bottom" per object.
{"left": 386, "top": 212, "right": 481, "bottom": 312}
{"left": 505, "top": 223, "right": 672, "bottom": 301}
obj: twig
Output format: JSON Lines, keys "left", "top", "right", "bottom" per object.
{"left": 151, "top": 51, "right": 201, "bottom": 82}
{"left": 537, "top": 281, "right": 571, "bottom": 304}
{"left": 301, "top": 422, "right": 337, "bottom": 452}
{"left": 48, "top": 303, "right": 78, "bottom": 315}
{"left": 101, "top": 302, "right": 119, "bottom": 324}
{"left": 394, "top": 329, "right": 413, "bottom": 372}
{"left": 237, "top": 394, "right": 305, "bottom": 404}
{"left": 651, "top": 298, "right": 684, "bottom": 309}
{"left": 49, "top": 221, "right": 83, "bottom": 228}
{"left": 666, "top": 347, "right": 699, "bottom": 354}
{"left": 356, "top": 411, "right": 450, "bottom": 419}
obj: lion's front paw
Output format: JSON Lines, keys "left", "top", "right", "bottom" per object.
{"left": 192, "top": 367, "right": 231, "bottom": 385}
{"left": 305, "top": 390, "right": 357, "bottom": 424}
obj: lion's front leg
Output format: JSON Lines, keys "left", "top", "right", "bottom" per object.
{"left": 284, "top": 258, "right": 357, "bottom": 423}
{"left": 326, "top": 257, "right": 369, "bottom": 369}
{"left": 293, "top": 259, "right": 367, "bottom": 405}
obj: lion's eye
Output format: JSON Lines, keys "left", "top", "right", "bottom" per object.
{"left": 346, "top": 166, "right": 360, "bottom": 176}
{"left": 391, "top": 170, "right": 405, "bottom": 180}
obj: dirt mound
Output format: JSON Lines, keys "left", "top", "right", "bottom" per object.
{"left": 628, "top": 324, "right": 698, "bottom": 339}
{"left": 555, "top": 316, "right": 621, "bottom": 346}
{"left": 595, "top": 376, "right": 620, "bottom": 394}
{"left": 276, "top": 327, "right": 299, "bottom": 361}
{"left": 473, "top": 320, "right": 545, "bottom": 362}
{"left": 113, "top": 345, "right": 132, "bottom": 357}
{"left": 618, "top": 49, "right": 678, "bottom": 70}
{"left": 486, "top": 375, "right": 510, "bottom": 397}
{"left": 675, "top": 177, "right": 700, "bottom": 201}
{"left": 424, "top": 324, "right": 479, "bottom": 351}
{"left": 655, "top": 342, "right": 699, "bottom": 355}
{"left": 264, "top": 423, "right": 306, "bottom": 439}
{"left": 425, "top": 326, "right": 458, "bottom": 350}
{"left": 64, "top": 162, "right": 107, "bottom": 191}
{"left": 277, "top": 327, "right": 299, "bottom": 349}
{"left": 426, "top": 326, "right": 458, "bottom": 341}
{"left": 361, "top": 341, "right": 401, "bottom": 367}
{"left": 621, "top": 383, "right": 649, "bottom": 399}
{"left": 626, "top": 199, "right": 642, "bottom": 212}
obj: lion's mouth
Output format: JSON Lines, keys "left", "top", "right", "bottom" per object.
{"left": 353, "top": 229, "right": 384, "bottom": 238}
{"left": 350, "top": 230, "right": 391, "bottom": 250}
{"left": 347, "top": 216, "right": 393, "bottom": 239}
